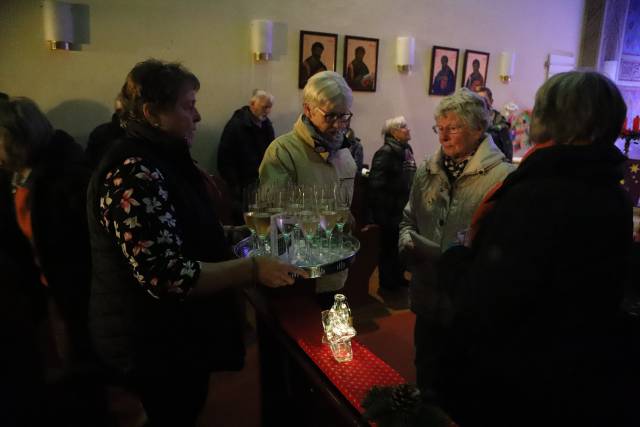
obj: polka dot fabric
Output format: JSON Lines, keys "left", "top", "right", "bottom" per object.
{"left": 297, "top": 337, "right": 406, "bottom": 414}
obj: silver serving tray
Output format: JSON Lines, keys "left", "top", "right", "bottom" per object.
{"left": 233, "top": 235, "right": 360, "bottom": 278}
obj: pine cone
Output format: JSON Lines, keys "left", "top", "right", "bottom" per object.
{"left": 390, "top": 383, "right": 421, "bottom": 413}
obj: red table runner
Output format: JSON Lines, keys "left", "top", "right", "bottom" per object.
{"left": 296, "top": 337, "right": 406, "bottom": 413}
{"left": 270, "top": 293, "right": 407, "bottom": 416}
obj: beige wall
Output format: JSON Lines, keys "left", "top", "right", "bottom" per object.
{"left": 0, "top": 0, "right": 584, "bottom": 170}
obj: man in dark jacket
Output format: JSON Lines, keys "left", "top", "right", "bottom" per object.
{"left": 475, "top": 86, "right": 513, "bottom": 160}
{"left": 368, "top": 116, "right": 416, "bottom": 290}
{"left": 217, "top": 89, "right": 275, "bottom": 224}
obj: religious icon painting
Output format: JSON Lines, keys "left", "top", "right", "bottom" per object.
{"left": 343, "top": 35, "right": 379, "bottom": 92}
{"left": 461, "top": 50, "right": 490, "bottom": 91}
{"left": 428, "top": 46, "right": 460, "bottom": 96}
{"left": 299, "top": 30, "right": 338, "bottom": 89}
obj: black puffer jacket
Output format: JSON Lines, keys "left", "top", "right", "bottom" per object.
{"left": 368, "top": 137, "right": 415, "bottom": 224}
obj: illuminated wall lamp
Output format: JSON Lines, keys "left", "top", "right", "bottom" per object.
{"left": 43, "top": 0, "right": 76, "bottom": 50}
{"left": 251, "top": 19, "right": 273, "bottom": 62}
{"left": 499, "top": 51, "right": 516, "bottom": 83}
{"left": 396, "top": 36, "right": 415, "bottom": 73}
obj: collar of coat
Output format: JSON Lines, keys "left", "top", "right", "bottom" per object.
{"left": 425, "top": 134, "right": 506, "bottom": 178}
{"left": 384, "top": 136, "right": 413, "bottom": 155}
{"left": 240, "top": 105, "right": 272, "bottom": 129}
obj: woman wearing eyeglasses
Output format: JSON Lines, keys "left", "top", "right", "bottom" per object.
{"left": 398, "top": 88, "right": 514, "bottom": 391}
{"left": 259, "top": 71, "right": 357, "bottom": 300}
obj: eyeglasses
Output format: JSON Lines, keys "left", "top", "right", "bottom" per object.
{"left": 432, "top": 125, "right": 464, "bottom": 135}
{"left": 316, "top": 107, "right": 354, "bottom": 124}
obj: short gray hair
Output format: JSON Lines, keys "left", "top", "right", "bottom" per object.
{"left": 0, "top": 97, "right": 53, "bottom": 171}
{"left": 434, "top": 88, "right": 489, "bottom": 132}
{"left": 381, "top": 116, "right": 407, "bottom": 137}
{"left": 530, "top": 71, "right": 626, "bottom": 146}
{"left": 303, "top": 71, "right": 353, "bottom": 109}
{"left": 250, "top": 89, "right": 274, "bottom": 103}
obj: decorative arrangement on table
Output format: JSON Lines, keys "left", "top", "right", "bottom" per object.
{"left": 235, "top": 183, "right": 360, "bottom": 278}
{"left": 621, "top": 115, "right": 640, "bottom": 156}
{"left": 362, "top": 384, "right": 458, "bottom": 427}
{"left": 321, "top": 293, "right": 357, "bottom": 362}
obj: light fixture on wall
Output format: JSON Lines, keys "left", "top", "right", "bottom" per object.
{"left": 43, "top": 0, "right": 75, "bottom": 50}
{"left": 396, "top": 37, "right": 415, "bottom": 72}
{"left": 251, "top": 19, "right": 273, "bottom": 61}
{"left": 546, "top": 53, "right": 575, "bottom": 79}
{"left": 498, "top": 51, "right": 516, "bottom": 83}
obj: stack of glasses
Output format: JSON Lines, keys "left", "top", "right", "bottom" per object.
{"left": 242, "top": 182, "right": 355, "bottom": 267}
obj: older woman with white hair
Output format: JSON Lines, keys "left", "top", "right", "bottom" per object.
{"left": 399, "top": 88, "right": 514, "bottom": 391}
{"left": 368, "top": 116, "right": 416, "bottom": 291}
{"left": 259, "top": 71, "right": 357, "bottom": 302}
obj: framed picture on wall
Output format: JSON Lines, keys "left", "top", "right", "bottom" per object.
{"left": 299, "top": 30, "right": 338, "bottom": 89}
{"left": 428, "top": 45, "right": 459, "bottom": 96}
{"left": 461, "top": 50, "right": 490, "bottom": 91}
{"left": 343, "top": 35, "right": 379, "bottom": 92}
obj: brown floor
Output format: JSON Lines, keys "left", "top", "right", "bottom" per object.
{"left": 111, "top": 268, "right": 414, "bottom": 427}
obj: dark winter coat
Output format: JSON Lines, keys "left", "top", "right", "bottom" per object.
{"left": 217, "top": 106, "right": 275, "bottom": 224}
{"left": 24, "top": 131, "right": 93, "bottom": 358}
{"left": 85, "top": 113, "right": 125, "bottom": 168}
{"left": 368, "top": 137, "right": 415, "bottom": 225}
{"left": 486, "top": 109, "right": 513, "bottom": 161}
{"left": 434, "top": 143, "right": 638, "bottom": 427}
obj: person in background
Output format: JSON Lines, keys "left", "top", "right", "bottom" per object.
{"left": 434, "top": 71, "right": 638, "bottom": 427}
{"left": 85, "top": 94, "right": 125, "bottom": 168}
{"left": 368, "top": 116, "right": 416, "bottom": 291}
{"left": 259, "top": 71, "right": 357, "bottom": 305}
{"left": 399, "top": 88, "right": 514, "bottom": 391}
{"left": 474, "top": 86, "right": 513, "bottom": 161}
{"left": 87, "top": 59, "right": 305, "bottom": 426}
{"left": 218, "top": 89, "right": 275, "bottom": 224}
{"left": 0, "top": 97, "right": 108, "bottom": 425}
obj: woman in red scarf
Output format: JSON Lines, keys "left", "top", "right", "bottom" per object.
{"left": 432, "top": 71, "right": 637, "bottom": 427}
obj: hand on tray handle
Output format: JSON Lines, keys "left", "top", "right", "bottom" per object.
{"left": 255, "top": 256, "right": 309, "bottom": 287}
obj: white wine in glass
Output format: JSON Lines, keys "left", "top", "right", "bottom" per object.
{"left": 253, "top": 212, "right": 271, "bottom": 237}
{"left": 253, "top": 212, "right": 271, "bottom": 254}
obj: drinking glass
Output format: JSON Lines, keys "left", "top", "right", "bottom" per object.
{"left": 299, "top": 210, "right": 319, "bottom": 263}
{"left": 275, "top": 213, "right": 296, "bottom": 261}
{"left": 320, "top": 201, "right": 338, "bottom": 251}
{"left": 242, "top": 184, "right": 258, "bottom": 252}
{"left": 334, "top": 182, "right": 352, "bottom": 250}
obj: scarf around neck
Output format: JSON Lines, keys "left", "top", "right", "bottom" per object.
{"left": 301, "top": 115, "right": 345, "bottom": 159}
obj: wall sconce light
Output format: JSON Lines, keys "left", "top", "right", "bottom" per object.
{"left": 396, "top": 37, "right": 415, "bottom": 72}
{"left": 43, "top": 0, "right": 76, "bottom": 50}
{"left": 499, "top": 51, "right": 516, "bottom": 83}
{"left": 546, "top": 53, "right": 575, "bottom": 79}
{"left": 251, "top": 19, "right": 273, "bottom": 61}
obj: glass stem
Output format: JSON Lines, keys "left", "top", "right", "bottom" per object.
{"left": 336, "top": 224, "right": 344, "bottom": 249}
{"left": 283, "top": 235, "right": 290, "bottom": 261}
